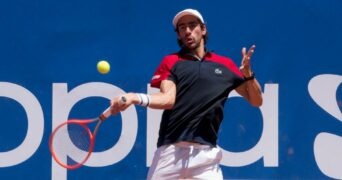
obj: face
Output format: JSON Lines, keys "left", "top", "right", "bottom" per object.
{"left": 176, "top": 15, "right": 206, "bottom": 50}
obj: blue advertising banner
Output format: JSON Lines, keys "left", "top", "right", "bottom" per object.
{"left": 0, "top": 0, "right": 341, "bottom": 179}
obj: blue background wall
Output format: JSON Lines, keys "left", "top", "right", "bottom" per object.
{"left": 0, "top": 0, "right": 341, "bottom": 179}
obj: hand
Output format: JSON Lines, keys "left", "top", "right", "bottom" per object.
{"left": 110, "top": 93, "right": 138, "bottom": 115}
{"left": 110, "top": 96, "right": 126, "bottom": 115}
{"left": 240, "top": 44, "right": 256, "bottom": 77}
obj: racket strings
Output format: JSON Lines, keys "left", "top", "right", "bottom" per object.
{"left": 69, "top": 124, "right": 91, "bottom": 151}
{"left": 51, "top": 122, "right": 93, "bottom": 168}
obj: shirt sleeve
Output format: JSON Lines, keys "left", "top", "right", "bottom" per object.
{"left": 150, "top": 55, "right": 178, "bottom": 88}
{"left": 228, "top": 59, "right": 247, "bottom": 88}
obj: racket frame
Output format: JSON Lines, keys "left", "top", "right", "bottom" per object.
{"left": 49, "top": 97, "right": 125, "bottom": 169}
{"left": 49, "top": 118, "right": 102, "bottom": 170}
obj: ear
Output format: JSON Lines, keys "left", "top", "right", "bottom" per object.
{"left": 201, "top": 24, "right": 207, "bottom": 36}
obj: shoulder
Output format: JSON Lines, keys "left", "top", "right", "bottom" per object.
{"left": 162, "top": 53, "right": 180, "bottom": 61}
{"left": 159, "top": 53, "right": 182, "bottom": 67}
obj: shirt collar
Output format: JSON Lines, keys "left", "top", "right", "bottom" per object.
{"left": 178, "top": 48, "right": 211, "bottom": 61}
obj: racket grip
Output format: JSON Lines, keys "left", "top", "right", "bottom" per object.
{"left": 100, "top": 107, "right": 112, "bottom": 120}
{"left": 100, "top": 96, "right": 127, "bottom": 120}
{"left": 119, "top": 96, "right": 127, "bottom": 104}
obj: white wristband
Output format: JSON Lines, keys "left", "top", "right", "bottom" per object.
{"left": 146, "top": 94, "right": 151, "bottom": 106}
{"left": 136, "top": 94, "right": 142, "bottom": 105}
{"left": 136, "top": 93, "right": 151, "bottom": 107}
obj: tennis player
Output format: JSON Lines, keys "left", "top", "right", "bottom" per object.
{"left": 111, "top": 8, "right": 263, "bottom": 180}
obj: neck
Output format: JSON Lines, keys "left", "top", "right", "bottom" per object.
{"left": 192, "top": 47, "right": 205, "bottom": 59}
{"left": 188, "top": 40, "right": 206, "bottom": 60}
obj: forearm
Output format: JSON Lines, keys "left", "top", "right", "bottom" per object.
{"left": 111, "top": 80, "right": 176, "bottom": 114}
{"left": 148, "top": 92, "right": 175, "bottom": 109}
{"left": 148, "top": 80, "right": 176, "bottom": 109}
{"left": 122, "top": 92, "right": 175, "bottom": 109}
{"left": 244, "top": 79, "right": 263, "bottom": 107}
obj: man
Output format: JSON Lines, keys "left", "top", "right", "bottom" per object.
{"left": 111, "top": 8, "right": 262, "bottom": 180}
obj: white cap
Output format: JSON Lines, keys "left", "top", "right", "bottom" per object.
{"left": 172, "top": 9, "right": 204, "bottom": 28}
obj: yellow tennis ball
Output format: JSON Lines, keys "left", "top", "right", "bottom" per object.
{"left": 97, "top": 60, "right": 110, "bottom": 74}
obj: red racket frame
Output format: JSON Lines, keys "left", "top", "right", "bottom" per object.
{"left": 49, "top": 119, "right": 97, "bottom": 170}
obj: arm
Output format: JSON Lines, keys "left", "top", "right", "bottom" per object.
{"left": 235, "top": 45, "right": 263, "bottom": 107}
{"left": 110, "top": 79, "right": 176, "bottom": 114}
{"left": 235, "top": 77, "right": 263, "bottom": 107}
{"left": 148, "top": 79, "right": 176, "bottom": 109}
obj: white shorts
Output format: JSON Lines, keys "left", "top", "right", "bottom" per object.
{"left": 147, "top": 141, "right": 223, "bottom": 180}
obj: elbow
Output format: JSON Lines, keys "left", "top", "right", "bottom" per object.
{"left": 163, "top": 96, "right": 176, "bottom": 109}
{"left": 164, "top": 99, "right": 175, "bottom": 109}
{"left": 251, "top": 98, "right": 263, "bottom": 107}
{"left": 252, "top": 102, "right": 263, "bottom": 107}
{"left": 164, "top": 104, "right": 174, "bottom": 109}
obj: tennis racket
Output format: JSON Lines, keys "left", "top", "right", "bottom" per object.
{"left": 49, "top": 97, "right": 126, "bottom": 170}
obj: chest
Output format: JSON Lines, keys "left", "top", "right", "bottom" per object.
{"left": 171, "top": 60, "right": 238, "bottom": 87}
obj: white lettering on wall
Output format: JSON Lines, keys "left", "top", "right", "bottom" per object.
{"left": 52, "top": 82, "right": 138, "bottom": 180}
{"left": 220, "top": 84, "right": 279, "bottom": 167}
{"left": 0, "top": 82, "right": 44, "bottom": 167}
{"left": 309, "top": 74, "right": 342, "bottom": 179}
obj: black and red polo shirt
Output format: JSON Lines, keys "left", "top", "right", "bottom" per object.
{"left": 150, "top": 49, "right": 246, "bottom": 147}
